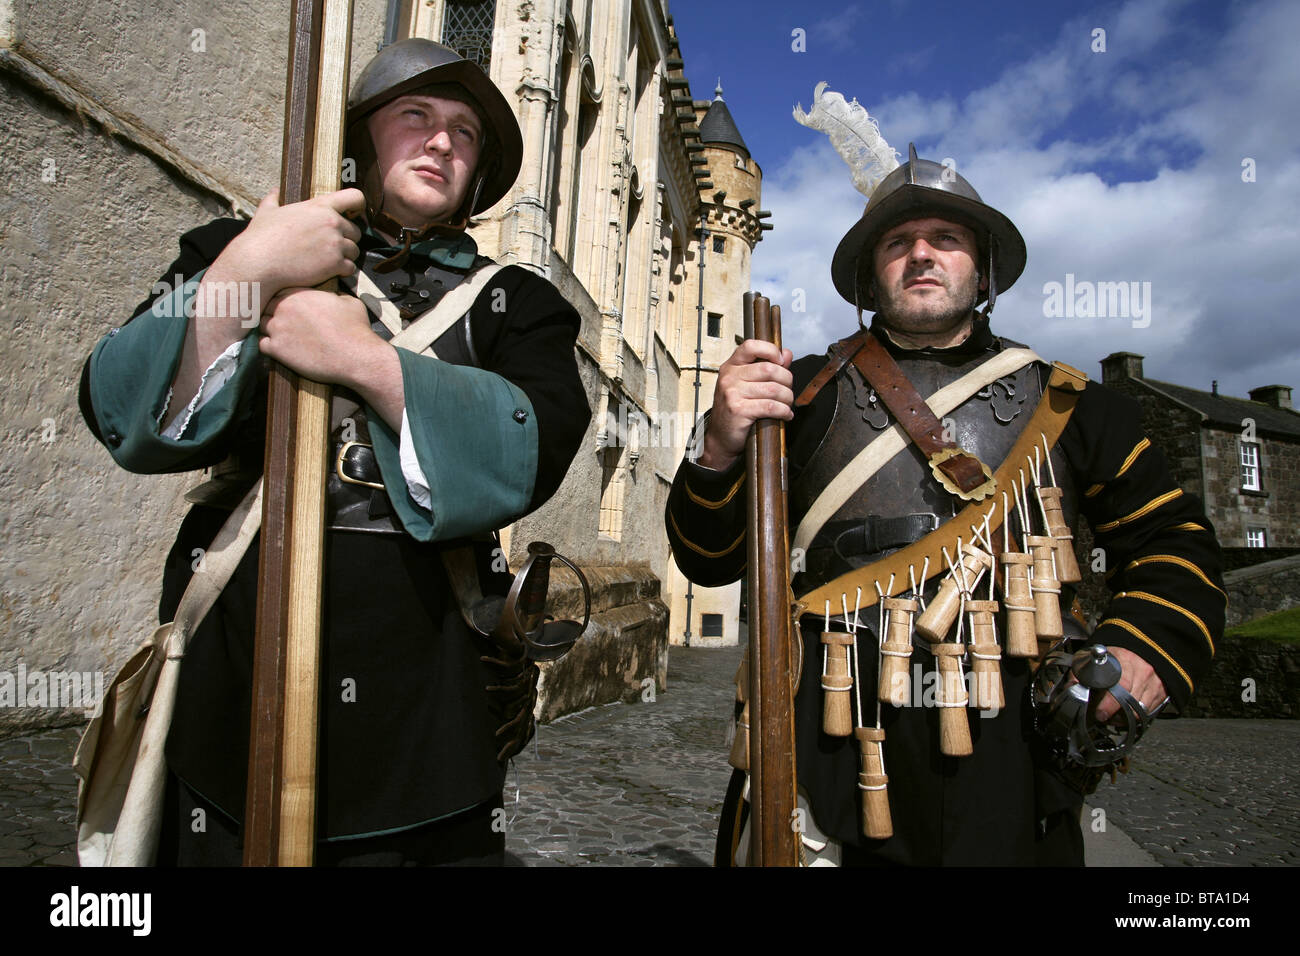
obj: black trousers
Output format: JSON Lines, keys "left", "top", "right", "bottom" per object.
{"left": 713, "top": 767, "right": 1085, "bottom": 867}
{"left": 156, "top": 771, "right": 505, "bottom": 867}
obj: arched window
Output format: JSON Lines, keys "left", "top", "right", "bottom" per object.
{"left": 441, "top": 0, "right": 496, "bottom": 69}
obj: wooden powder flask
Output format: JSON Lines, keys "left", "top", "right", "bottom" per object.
{"left": 879, "top": 596, "right": 918, "bottom": 707}
{"left": 965, "top": 599, "right": 1005, "bottom": 711}
{"left": 1038, "top": 487, "right": 1081, "bottom": 584}
{"left": 821, "top": 633, "right": 855, "bottom": 737}
{"left": 915, "top": 544, "right": 991, "bottom": 642}
{"left": 932, "top": 643, "right": 973, "bottom": 756}
{"left": 999, "top": 552, "right": 1039, "bottom": 657}
{"left": 855, "top": 727, "right": 893, "bottom": 839}
{"left": 1027, "top": 535, "right": 1064, "bottom": 640}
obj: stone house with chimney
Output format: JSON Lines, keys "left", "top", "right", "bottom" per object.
{"left": 1099, "top": 353, "right": 1300, "bottom": 553}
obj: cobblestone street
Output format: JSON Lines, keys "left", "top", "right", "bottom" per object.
{"left": 1, "top": 644, "right": 1295, "bottom": 867}
{"left": 502, "top": 643, "right": 742, "bottom": 865}
{"left": 1087, "top": 716, "right": 1300, "bottom": 866}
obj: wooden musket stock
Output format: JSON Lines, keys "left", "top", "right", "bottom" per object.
{"left": 245, "top": 0, "right": 353, "bottom": 866}
{"left": 743, "top": 292, "right": 800, "bottom": 867}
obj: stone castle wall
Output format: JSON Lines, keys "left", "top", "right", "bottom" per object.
{"left": 0, "top": 0, "right": 391, "bottom": 734}
{"left": 1222, "top": 554, "right": 1300, "bottom": 629}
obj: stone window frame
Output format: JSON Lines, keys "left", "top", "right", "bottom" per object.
{"left": 706, "top": 311, "right": 722, "bottom": 338}
{"left": 1240, "top": 441, "right": 1262, "bottom": 492}
{"left": 1245, "top": 527, "right": 1267, "bottom": 548}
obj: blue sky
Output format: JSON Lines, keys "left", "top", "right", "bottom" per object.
{"left": 668, "top": 0, "right": 1299, "bottom": 400}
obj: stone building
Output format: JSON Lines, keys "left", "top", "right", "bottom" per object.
{"left": 0, "top": 0, "right": 763, "bottom": 734}
{"left": 1099, "top": 352, "right": 1300, "bottom": 551}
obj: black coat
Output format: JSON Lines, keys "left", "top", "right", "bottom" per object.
{"left": 81, "top": 219, "right": 591, "bottom": 839}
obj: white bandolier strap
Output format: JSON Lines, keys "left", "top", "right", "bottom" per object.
{"left": 792, "top": 347, "right": 1041, "bottom": 554}
{"left": 333, "top": 263, "right": 505, "bottom": 429}
{"left": 346, "top": 262, "right": 505, "bottom": 356}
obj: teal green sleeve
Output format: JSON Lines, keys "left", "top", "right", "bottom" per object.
{"left": 88, "top": 270, "right": 263, "bottom": 473}
{"left": 368, "top": 348, "right": 538, "bottom": 542}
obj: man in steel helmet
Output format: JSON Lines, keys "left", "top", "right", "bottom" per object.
{"left": 667, "top": 145, "right": 1223, "bottom": 866}
{"left": 80, "top": 39, "right": 589, "bottom": 865}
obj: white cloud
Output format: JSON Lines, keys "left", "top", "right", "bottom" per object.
{"left": 754, "top": 0, "right": 1300, "bottom": 398}
{"left": 808, "top": 5, "right": 866, "bottom": 55}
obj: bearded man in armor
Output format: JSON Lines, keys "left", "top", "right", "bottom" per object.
{"left": 80, "top": 39, "right": 590, "bottom": 865}
{"left": 666, "top": 144, "right": 1224, "bottom": 866}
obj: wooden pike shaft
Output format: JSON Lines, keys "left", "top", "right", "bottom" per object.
{"left": 245, "top": 0, "right": 353, "bottom": 867}
{"left": 744, "top": 292, "right": 799, "bottom": 867}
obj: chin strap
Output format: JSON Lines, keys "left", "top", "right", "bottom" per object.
{"left": 982, "top": 240, "right": 998, "bottom": 318}
{"left": 369, "top": 169, "right": 486, "bottom": 272}
{"left": 854, "top": 257, "right": 869, "bottom": 330}
{"left": 370, "top": 213, "right": 471, "bottom": 272}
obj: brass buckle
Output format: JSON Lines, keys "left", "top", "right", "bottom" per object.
{"left": 928, "top": 446, "right": 996, "bottom": 502}
{"left": 336, "top": 440, "right": 385, "bottom": 490}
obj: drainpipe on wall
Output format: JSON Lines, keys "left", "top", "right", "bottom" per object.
{"left": 382, "top": 0, "right": 402, "bottom": 48}
{"left": 683, "top": 224, "right": 710, "bottom": 646}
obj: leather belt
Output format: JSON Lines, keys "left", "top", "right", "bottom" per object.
{"left": 801, "top": 513, "right": 941, "bottom": 587}
{"left": 184, "top": 442, "right": 404, "bottom": 534}
{"left": 327, "top": 440, "right": 401, "bottom": 534}
{"left": 811, "top": 514, "right": 941, "bottom": 562}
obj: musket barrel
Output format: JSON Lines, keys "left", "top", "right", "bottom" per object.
{"left": 744, "top": 293, "right": 800, "bottom": 866}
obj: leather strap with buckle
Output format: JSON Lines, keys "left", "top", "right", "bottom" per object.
{"left": 851, "top": 334, "right": 996, "bottom": 501}
{"left": 336, "top": 440, "right": 385, "bottom": 490}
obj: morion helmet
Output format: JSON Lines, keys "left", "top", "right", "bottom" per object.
{"left": 346, "top": 38, "right": 524, "bottom": 225}
{"left": 831, "top": 144, "right": 1027, "bottom": 314}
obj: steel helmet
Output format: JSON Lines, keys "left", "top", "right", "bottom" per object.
{"left": 831, "top": 144, "right": 1027, "bottom": 313}
{"left": 346, "top": 38, "right": 524, "bottom": 221}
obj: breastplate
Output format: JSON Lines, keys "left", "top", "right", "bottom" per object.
{"left": 792, "top": 340, "right": 1078, "bottom": 593}
{"left": 324, "top": 257, "right": 479, "bottom": 534}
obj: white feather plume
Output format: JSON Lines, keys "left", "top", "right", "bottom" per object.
{"left": 792, "top": 82, "right": 900, "bottom": 198}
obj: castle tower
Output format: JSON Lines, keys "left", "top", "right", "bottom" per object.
{"left": 667, "top": 81, "right": 768, "bottom": 647}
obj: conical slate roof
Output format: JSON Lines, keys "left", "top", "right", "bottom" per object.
{"left": 698, "top": 82, "right": 749, "bottom": 155}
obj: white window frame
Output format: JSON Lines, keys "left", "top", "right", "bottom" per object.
{"left": 1240, "top": 442, "right": 1261, "bottom": 491}
{"left": 1246, "top": 527, "right": 1266, "bottom": 548}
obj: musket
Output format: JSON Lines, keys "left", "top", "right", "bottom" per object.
{"left": 743, "top": 292, "right": 800, "bottom": 866}
{"left": 244, "top": 0, "right": 353, "bottom": 866}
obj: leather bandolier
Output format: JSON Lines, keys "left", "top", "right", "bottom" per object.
{"left": 793, "top": 338, "right": 1079, "bottom": 596}
{"left": 775, "top": 335, "right": 1091, "bottom": 856}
